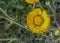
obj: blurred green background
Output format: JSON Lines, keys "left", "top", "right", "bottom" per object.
{"left": 0, "top": 0, "right": 60, "bottom": 43}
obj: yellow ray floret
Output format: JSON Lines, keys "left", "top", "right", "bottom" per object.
{"left": 25, "top": 0, "right": 39, "bottom": 4}
{"left": 26, "top": 8, "right": 51, "bottom": 34}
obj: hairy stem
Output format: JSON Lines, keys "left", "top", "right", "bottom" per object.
{"left": 49, "top": 5, "right": 60, "bottom": 29}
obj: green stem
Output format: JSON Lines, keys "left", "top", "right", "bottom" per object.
{"left": 0, "top": 8, "right": 14, "bottom": 21}
{"left": 0, "top": 16, "right": 30, "bottom": 31}
{"left": 52, "top": 38, "right": 60, "bottom": 43}
{"left": 0, "top": 8, "right": 31, "bottom": 31}
{"left": 0, "top": 38, "right": 18, "bottom": 41}
{"left": 33, "top": 3, "right": 35, "bottom": 10}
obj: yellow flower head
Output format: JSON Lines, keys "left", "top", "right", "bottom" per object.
{"left": 54, "top": 29, "right": 59, "bottom": 36}
{"left": 26, "top": 8, "right": 51, "bottom": 34}
{"left": 25, "top": 0, "right": 39, "bottom": 4}
{"left": 46, "top": 1, "right": 50, "bottom": 5}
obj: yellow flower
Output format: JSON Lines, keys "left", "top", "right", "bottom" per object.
{"left": 26, "top": 8, "right": 50, "bottom": 34}
{"left": 26, "top": 8, "right": 51, "bottom": 34}
{"left": 25, "top": 0, "right": 39, "bottom": 4}
{"left": 54, "top": 29, "right": 59, "bottom": 36}
{"left": 46, "top": 1, "right": 50, "bottom": 5}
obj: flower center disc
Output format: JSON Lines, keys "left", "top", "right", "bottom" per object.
{"left": 34, "top": 15, "right": 44, "bottom": 26}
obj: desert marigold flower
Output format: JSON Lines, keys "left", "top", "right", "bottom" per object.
{"left": 54, "top": 29, "right": 59, "bottom": 36}
{"left": 26, "top": 8, "right": 51, "bottom": 34}
{"left": 46, "top": 1, "right": 50, "bottom": 5}
{"left": 25, "top": 0, "right": 39, "bottom": 4}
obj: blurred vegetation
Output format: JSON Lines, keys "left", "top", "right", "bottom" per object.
{"left": 0, "top": 0, "right": 60, "bottom": 43}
